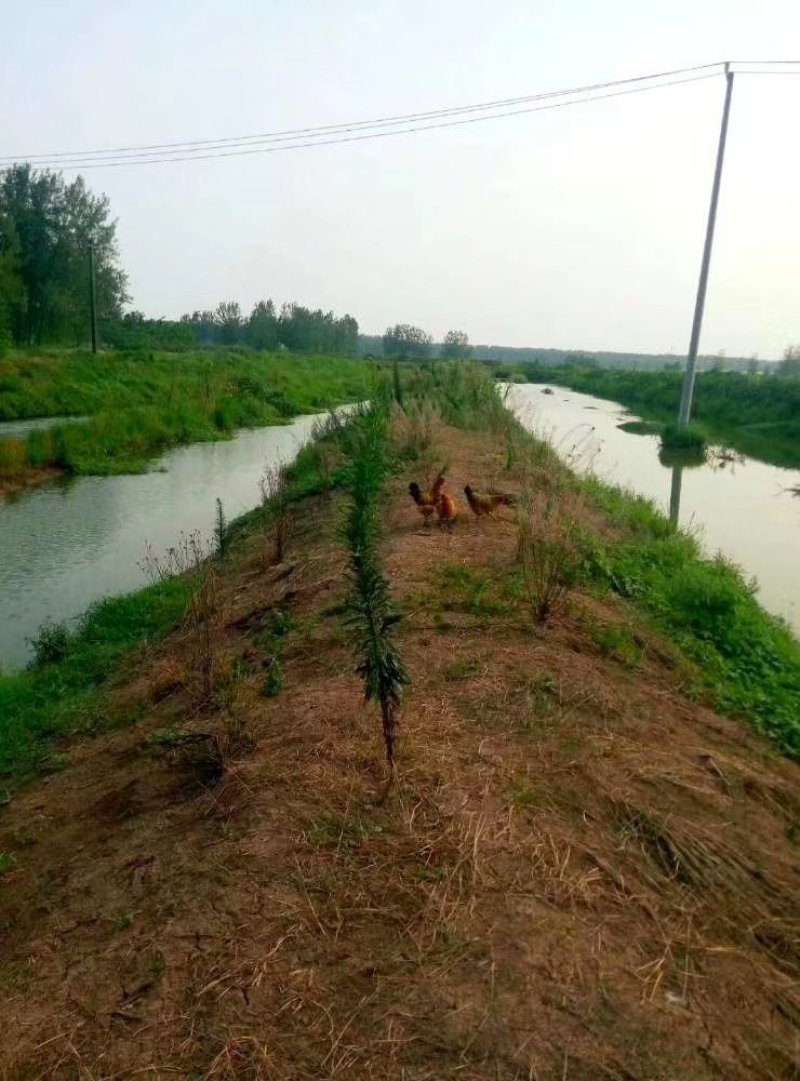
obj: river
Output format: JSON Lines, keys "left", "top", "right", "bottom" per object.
{"left": 0, "top": 414, "right": 324, "bottom": 669}
{"left": 506, "top": 383, "right": 800, "bottom": 636}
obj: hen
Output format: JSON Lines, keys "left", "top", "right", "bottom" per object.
{"left": 464, "top": 485, "right": 517, "bottom": 520}
{"left": 408, "top": 475, "right": 446, "bottom": 526}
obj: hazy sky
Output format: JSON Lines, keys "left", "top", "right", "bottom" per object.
{"left": 3, "top": 1, "right": 799, "bottom": 357}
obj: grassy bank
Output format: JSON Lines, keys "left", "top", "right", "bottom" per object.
{"left": 492, "top": 362, "right": 800, "bottom": 469}
{"left": 0, "top": 348, "right": 374, "bottom": 480}
{"left": 2, "top": 361, "right": 798, "bottom": 789}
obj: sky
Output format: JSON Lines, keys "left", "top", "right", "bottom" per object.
{"left": 3, "top": 1, "right": 799, "bottom": 358}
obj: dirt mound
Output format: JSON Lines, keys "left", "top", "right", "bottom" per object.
{"left": 1, "top": 425, "right": 798, "bottom": 1079}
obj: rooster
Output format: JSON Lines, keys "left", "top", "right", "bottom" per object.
{"left": 437, "top": 492, "right": 458, "bottom": 531}
{"left": 464, "top": 485, "right": 517, "bottom": 520}
{"left": 408, "top": 475, "right": 445, "bottom": 527}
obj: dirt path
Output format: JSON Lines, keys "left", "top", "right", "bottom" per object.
{"left": 1, "top": 423, "right": 798, "bottom": 1079}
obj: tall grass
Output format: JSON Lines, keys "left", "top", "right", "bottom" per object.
{"left": 0, "top": 577, "right": 192, "bottom": 780}
{"left": 0, "top": 349, "right": 375, "bottom": 477}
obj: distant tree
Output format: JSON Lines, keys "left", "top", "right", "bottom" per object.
{"left": 441, "top": 329, "right": 472, "bottom": 359}
{"left": 180, "top": 309, "right": 217, "bottom": 344}
{"left": 0, "top": 164, "right": 128, "bottom": 345}
{"left": 383, "top": 323, "right": 432, "bottom": 357}
{"left": 247, "top": 299, "right": 279, "bottom": 351}
{"left": 779, "top": 345, "right": 800, "bottom": 377}
{"left": 214, "top": 301, "right": 243, "bottom": 345}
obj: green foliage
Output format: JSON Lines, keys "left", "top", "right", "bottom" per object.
{"left": 342, "top": 401, "right": 409, "bottom": 780}
{"left": 0, "top": 853, "right": 16, "bottom": 875}
{"left": 28, "top": 622, "right": 70, "bottom": 667}
{"left": 511, "top": 363, "right": 800, "bottom": 469}
{"left": 580, "top": 483, "right": 800, "bottom": 757}
{"left": 0, "top": 164, "right": 128, "bottom": 346}
{"left": 660, "top": 422, "right": 707, "bottom": 452}
{"left": 214, "top": 498, "right": 231, "bottom": 560}
{"left": 260, "top": 659, "right": 284, "bottom": 698}
{"left": 779, "top": 345, "right": 800, "bottom": 377}
{"left": 0, "top": 350, "right": 375, "bottom": 476}
{"left": 179, "top": 300, "right": 359, "bottom": 355}
{"left": 441, "top": 329, "right": 472, "bottom": 359}
{"left": 0, "top": 576, "right": 192, "bottom": 781}
{"left": 383, "top": 323, "right": 433, "bottom": 358}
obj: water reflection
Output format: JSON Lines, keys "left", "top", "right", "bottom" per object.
{"left": 505, "top": 383, "right": 800, "bottom": 635}
{"left": 0, "top": 413, "right": 326, "bottom": 668}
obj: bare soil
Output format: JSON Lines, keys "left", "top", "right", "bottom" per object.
{"left": 1, "top": 423, "right": 798, "bottom": 1079}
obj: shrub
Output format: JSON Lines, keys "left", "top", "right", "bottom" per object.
{"left": 28, "top": 622, "right": 70, "bottom": 666}
{"left": 659, "top": 422, "right": 707, "bottom": 453}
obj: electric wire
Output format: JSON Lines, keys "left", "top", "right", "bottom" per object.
{"left": 1, "top": 71, "right": 722, "bottom": 171}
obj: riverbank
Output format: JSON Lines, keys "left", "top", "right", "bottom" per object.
{"left": 0, "top": 348, "right": 374, "bottom": 488}
{"left": 489, "top": 362, "right": 800, "bottom": 469}
{"left": 1, "top": 367, "right": 799, "bottom": 1076}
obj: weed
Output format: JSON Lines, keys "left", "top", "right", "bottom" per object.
{"left": 516, "top": 489, "right": 581, "bottom": 624}
{"left": 261, "top": 658, "right": 284, "bottom": 698}
{"left": 259, "top": 461, "right": 293, "bottom": 566}
{"left": 590, "top": 621, "right": 643, "bottom": 667}
{"left": 0, "top": 853, "right": 16, "bottom": 875}
{"left": 27, "top": 622, "right": 70, "bottom": 667}
{"left": 508, "top": 783, "right": 540, "bottom": 809}
{"left": 214, "top": 498, "right": 231, "bottom": 560}
{"left": 444, "top": 659, "right": 481, "bottom": 681}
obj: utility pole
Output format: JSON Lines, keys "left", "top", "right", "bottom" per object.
{"left": 678, "top": 62, "right": 735, "bottom": 426}
{"left": 89, "top": 241, "right": 98, "bottom": 354}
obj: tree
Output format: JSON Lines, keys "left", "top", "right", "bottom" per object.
{"left": 382, "top": 323, "right": 432, "bottom": 357}
{"left": 441, "top": 329, "right": 472, "bottom": 359}
{"left": 247, "top": 299, "right": 279, "bottom": 351}
{"left": 0, "top": 164, "right": 128, "bottom": 345}
{"left": 214, "top": 301, "right": 243, "bottom": 345}
{"left": 779, "top": 345, "right": 800, "bottom": 377}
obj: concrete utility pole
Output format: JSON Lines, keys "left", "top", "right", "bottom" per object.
{"left": 678, "top": 63, "right": 735, "bottom": 426}
{"left": 89, "top": 242, "right": 98, "bottom": 354}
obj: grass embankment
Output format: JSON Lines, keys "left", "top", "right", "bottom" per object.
{"left": 0, "top": 348, "right": 373, "bottom": 487}
{"left": 1, "top": 364, "right": 799, "bottom": 1076}
{"left": 496, "top": 362, "right": 800, "bottom": 469}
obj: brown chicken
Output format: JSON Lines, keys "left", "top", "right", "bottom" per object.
{"left": 408, "top": 475, "right": 446, "bottom": 526}
{"left": 464, "top": 485, "right": 517, "bottom": 520}
{"left": 436, "top": 492, "right": 458, "bottom": 531}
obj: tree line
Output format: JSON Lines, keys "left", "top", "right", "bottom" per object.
{"left": 2, "top": 164, "right": 797, "bottom": 370}
{"left": 0, "top": 165, "right": 360, "bottom": 355}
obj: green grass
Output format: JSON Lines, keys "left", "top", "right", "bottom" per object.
{"left": 497, "top": 362, "right": 800, "bottom": 469}
{"left": 0, "top": 349, "right": 375, "bottom": 477}
{"left": 577, "top": 477, "right": 800, "bottom": 757}
{"left": 659, "top": 421, "right": 707, "bottom": 453}
{"left": 0, "top": 576, "right": 192, "bottom": 782}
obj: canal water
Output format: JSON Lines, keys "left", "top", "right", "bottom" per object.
{"left": 0, "top": 414, "right": 324, "bottom": 669}
{"left": 506, "top": 383, "right": 800, "bottom": 636}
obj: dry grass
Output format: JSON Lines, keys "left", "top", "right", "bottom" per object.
{"left": 0, "top": 422, "right": 798, "bottom": 1079}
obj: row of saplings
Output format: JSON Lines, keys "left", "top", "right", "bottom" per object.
{"left": 345, "top": 405, "right": 574, "bottom": 799}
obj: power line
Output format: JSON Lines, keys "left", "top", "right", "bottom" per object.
{"left": 0, "top": 70, "right": 723, "bottom": 171}
{"left": 0, "top": 61, "right": 724, "bottom": 165}
{"left": 2, "top": 59, "right": 798, "bottom": 172}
